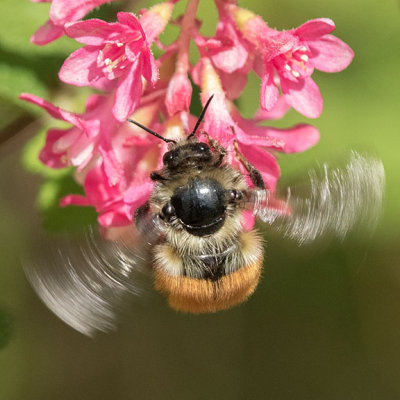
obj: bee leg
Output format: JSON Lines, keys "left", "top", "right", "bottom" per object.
{"left": 244, "top": 161, "right": 265, "bottom": 190}
{"left": 134, "top": 202, "right": 150, "bottom": 231}
{"left": 134, "top": 202, "right": 165, "bottom": 244}
{"left": 150, "top": 171, "right": 168, "bottom": 182}
{"left": 202, "top": 132, "right": 227, "bottom": 166}
{"left": 234, "top": 143, "right": 265, "bottom": 190}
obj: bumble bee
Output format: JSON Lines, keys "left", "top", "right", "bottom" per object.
{"left": 130, "top": 100, "right": 264, "bottom": 314}
{"left": 25, "top": 97, "right": 385, "bottom": 336}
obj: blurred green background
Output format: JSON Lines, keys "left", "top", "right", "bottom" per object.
{"left": 0, "top": 0, "right": 399, "bottom": 399}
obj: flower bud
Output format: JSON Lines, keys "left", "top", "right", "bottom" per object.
{"left": 231, "top": 7, "right": 256, "bottom": 31}
{"left": 140, "top": 1, "right": 175, "bottom": 43}
{"left": 232, "top": 6, "right": 267, "bottom": 47}
{"left": 199, "top": 58, "right": 223, "bottom": 97}
{"left": 165, "top": 71, "right": 192, "bottom": 116}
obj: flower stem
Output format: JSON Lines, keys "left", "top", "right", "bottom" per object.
{"left": 176, "top": 0, "right": 200, "bottom": 73}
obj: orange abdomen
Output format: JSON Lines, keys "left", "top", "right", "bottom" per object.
{"left": 153, "top": 230, "right": 264, "bottom": 313}
{"left": 154, "top": 259, "right": 262, "bottom": 313}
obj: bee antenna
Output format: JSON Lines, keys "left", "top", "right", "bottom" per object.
{"left": 127, "top": 119, "right": 177, "bottom": 144}
{"left": 187, "top": 94, "right": 214, "bottom": 140}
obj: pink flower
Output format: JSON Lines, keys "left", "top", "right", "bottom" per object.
{"left": 31, "top": 0, "right": 114, "bottom": 45}
{"left": 193, "top": 4, "right": 251, "bottom": 100}
{"left": 165, "top": 70, "right": 192, "bottom": 116}
{"left": 234, "top": 10, "right": 354, "bottom": 118}
{"left": 19, "top": 93, "right": 161, "bottom": 226}
{"left": 59, "top": 12, "right": 160, "bottom": 122}
{"left": 20, "top": 93, "right": 92, "bottom": 170}
{"left": 61, "top": 148, "right": 155, "bottom": 228}
{"left": 25, "top": 0, "right": 351, "bottom": 232}
{"left": 20, "top": 93, "right": 118, "bottom": 179}
{"left": 61, "top": 161, "right": 154, "bottom": 227}
{"left": 232, "top": 107, "right": 320, "bottom": 155}
{"left": 208, "top": 15, "right": 249, "bottom": 75}
{"left": 194, "top": 58, "right": 319, "bottom": 190}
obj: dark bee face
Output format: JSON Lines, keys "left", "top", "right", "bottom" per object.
{"left": 163, "top": 142, "right": 212, "bottom": 170}
{"left": 168, "top": 177, "right": 226, "bottom": 236}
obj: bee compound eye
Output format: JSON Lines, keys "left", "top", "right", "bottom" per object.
{"left": 198, "top": 143, "right": 208, "bottom": 151}
{"left": 160, "top": 203, "right": 175, "bottom": 221}
{"left": 163, "top": 151, "right": 174, "bottom": 165}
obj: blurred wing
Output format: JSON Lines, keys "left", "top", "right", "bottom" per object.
{"left": 247, "top": 151, "right": 385, "bottom": 244}
{"left": 24, "top": 216, "right": 164, "bottom": 337}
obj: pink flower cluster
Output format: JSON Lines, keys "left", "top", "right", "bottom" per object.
{"left": 21, "top": 0, "right": 354, "bottom": 229}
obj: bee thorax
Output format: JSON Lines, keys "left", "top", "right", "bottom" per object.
{"left": 171, "top": 177, "right": 226, "bottom": 236}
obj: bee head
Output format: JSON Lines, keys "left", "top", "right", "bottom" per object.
{"left": 162, "top": 140, "right": 213, "bottom": 170}
{"left": 127, "top": 95, "right": 214, "bottom": 147}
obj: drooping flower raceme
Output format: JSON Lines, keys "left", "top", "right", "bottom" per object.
{"left": 23, "top": 0, "right": 354, "bottom": 230}
{"left": 59, "top": 3, "right": 175, "bottom": 121}
{"left": 20, "top": 92, "right": 159, "bottom": 227}
{"left": 193, "top": 57, "right": 320, "bottom": 190}
{"left": 59, "top": 11, "right": 162, "bottom": 122}
{"left": 232, "top": 7, "right": 354, "bottom": 118}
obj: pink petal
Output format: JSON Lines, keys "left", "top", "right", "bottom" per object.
{"left": 264, "top": 124, "right": 320, "bottom": 153}
{"left": 98, "top": 148, "right": 123, "bottom": 186}
{"left": 30, "top": 20, "right": 65, "bottom": 45}
{"left": 19, "top": 93, "right": 83, "bottom": 127}
{"left": 39, "top": 128, "right": 72, "bottom": 168}
{"left": 253, "top": 55, "right": 264, "bottom": 78}
{"left": 84, "top": 76, "right": 115, "bottom": 92}
{"left": 60, "top": 194, "right": 91, "bottom": 206}
{"left": 281, "top": 76, "right": 322, "bottom": 118}
{"left": 309, "top": 35, "right": 354, "bottom": 73}
{"left": 294, "top": 18, "right": 335, "bottom": 41}
{"left": 254, "top": 96, "right": 291, "bottom": 121}
{"left": 202, "top": 92, "right": 236, "bottom": 146}
{"left": 123, "top": 181, "right": 154, "bottom": 204}
{"left": 234, "top": 110, "right": 318, "bottom": 153}
{"left": 141, "top": 48, "right": 159, "bottom": 85}
{"left": 238, "top": 143, "right": 280, "bottom": 190}
{"left": 117, "top": 12, "right": 143, "bottom": 34}
{"left": 262, "top": 30, "right": 298, "bottom": 62}
{"left": 123, "top": 135, "right": 153, "bottom": 147}
{"left": 191, "top": 60, "right": 202, "bottom": 86}
{"left": 59, "top": 46, "right": 102, "bottom": 86}
{"left": 126, "top": 40, "right": 145, "bottom": 61}
{"left": 211, "top": 39, "right": 248, "bottom": 74}
{"left": 139, "top": 5, "right": 173, "bottom": 44}
{"left": 64, "top": 19, "right": 119, "bottom": 45}
{"left": 236, "top": 127, "right": 285, "bottom": 150}
{"left": 112, "top": 61, "right": 142, "bottom": 121}
{"left": 165, "top": 71, "right": 192, "bottom": 115}
{"left": 83, "top": 165, "right": 121, "bottom": 205}
{"left": 241, "top": 210, "right": 255, "bottom": 231}
{"left": 98, "top": 208, "right": 132, "bottom": 227}
{"left": 85, "top": 94, "right": 106, "bottom": 111}
{"left": 69, "top": 137, "right": 95, "bottom": 169}
{"left": 52, "top": 128, "right": 80, "bottom": 152}
{"left": 81, "top": 119, "right": 101, "bottom": 140}
{"left": 260, "top": 65, "right": 279, "bottom": 111}
{"left": 219, "top": 70, "right": 247, "bottom": 100}
{"left": 195, "top": 36, "right": 224, "bottom": 50}
{"left": 50, "top": 0, "right": 113, "bottom": 25}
